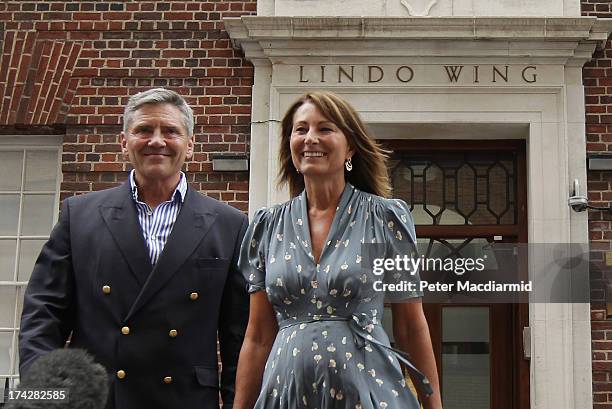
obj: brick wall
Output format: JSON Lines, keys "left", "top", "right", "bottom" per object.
{"left": 0, "top": 1, "right": 255, "bottom": 211}
{"left": 583, "top": 0, "right": 612, "bottom": 407}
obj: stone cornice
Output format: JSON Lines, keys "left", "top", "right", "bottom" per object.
{"left": 226, "top": 16, "right": 612, "bottom": 41}
{"left": 224, "top": 16, "right": 612, "bottom": 63}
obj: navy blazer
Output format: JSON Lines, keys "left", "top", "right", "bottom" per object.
{"left": 19, "top": 181, "right": 249, "bottom": 409}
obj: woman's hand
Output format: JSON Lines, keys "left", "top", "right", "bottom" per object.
{"left": 233, "top": 291, "right": 279, "bottom": 409}
{"left": 392, "top": 300, "right": 443, "bottom": 409}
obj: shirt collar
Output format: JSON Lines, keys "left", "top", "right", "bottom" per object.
{"left": 129, "top": 169, "right": 187, "bottom": 205}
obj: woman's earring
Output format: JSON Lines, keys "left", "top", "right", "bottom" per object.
{"left": 345, "top": 158, "right": 353, "bottom": 172}
{"left": 296, "top": 166, "right": 300, "bottom": 174}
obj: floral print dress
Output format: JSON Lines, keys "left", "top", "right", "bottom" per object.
{"left": 239, "top": 184, "right": 427, "bottom": 409}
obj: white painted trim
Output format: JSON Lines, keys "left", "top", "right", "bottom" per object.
{"left": 225, "top": 16, "right": 612, "bottom": 51}
{"left": 0, "top": 135, "right": 63, "bottom": 147}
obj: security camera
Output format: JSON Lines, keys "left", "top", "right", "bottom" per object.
{"left": 568, "top": 179, "right": 588, "bottom": 212}
{"left": 568, "top": 195, "right": 588, "bottom": 212}
{"left": 568, "top": 179, "right": 612, "bottom": 213}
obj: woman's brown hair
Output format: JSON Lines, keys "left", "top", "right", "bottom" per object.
{"left": 278, "top": 91, "right": 392, "bottom": 198}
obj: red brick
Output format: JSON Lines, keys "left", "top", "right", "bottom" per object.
{"left": 97, "top": 107, "right": 123, "bottom": 115}
{"left": 590, "top": 105, "right": 608, "bottom": 114}
{"left": 161, "top": 50, "right": 192, "bottom": 58}
{"left": 62, "top": 163, "right": 92, "bottom": 172}
{"left": 594, "top": 393, "right": 608, "bottom": 403}
{"left": 595, "top": 383, "right": 612, "bottom": 392}
{"left": 594, "top": 373, "right": 608, "bottom": 382}
{"left": 93, "top": 144, "right": 122, "bottom": 153}
{"left": 133, "top": 12, "right": 162, "bottom": 20}
{"left": 13, "top": 12, "right": 40, "bottom": 21}
{"left": 594, "top": 361, "right": 612, "bottom": 372}
{"left": 99, "top": 69, "right": 130, "bottom": 77}
{"left": 103, "top": 12, "right": 132, "bottom": 20}
{"left": 595, "top": 322, "right": 612, "bottom": 331}
{"left": 93, "top": 162, "right": 124, "bottom": 172}
{"left": 164, "top": 12, "right": 194, "bottom": 20}
{"left": 131, "top": 69, "right": 159, "bottom": 77}
{"left": 589, "top": 143, "right": 608, "bottom": 151}
{"left": 160, "top": 68, "right": 191, "bottom": 77}
{"left": 593, "top": 341, "right": 612, "bottom": 351}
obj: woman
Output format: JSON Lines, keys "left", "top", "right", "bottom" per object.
{"left": 234, "top": 91, "right": 442, "bottom": 409}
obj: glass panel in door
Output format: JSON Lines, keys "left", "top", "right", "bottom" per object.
{"left": 442, "top": 306, "right": 490, "bottom": 409}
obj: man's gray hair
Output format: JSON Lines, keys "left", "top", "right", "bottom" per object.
{"left": 123, "top": 88, "right": 194, "bottom": 136}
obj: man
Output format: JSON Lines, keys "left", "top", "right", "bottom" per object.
{"left": 19, "top": 88, "right": 249, "bottom": 409}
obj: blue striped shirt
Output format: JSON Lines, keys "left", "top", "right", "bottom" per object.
{"left": 129, "top": 170, "right": 187, "bottom": 265}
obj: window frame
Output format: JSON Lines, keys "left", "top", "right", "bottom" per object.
{"left": 0, "top": 135, "right": 62, "bottom": 389}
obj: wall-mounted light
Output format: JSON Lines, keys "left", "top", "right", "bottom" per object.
{"left": 211, "top": 154, "right": 249, "bottom": 172}
{"left": 588, "top": 153, "right": 612, "bottom": 171}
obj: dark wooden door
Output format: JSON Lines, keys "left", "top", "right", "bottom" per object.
{"left": 382, "top": 140, "right": 529, "bottom": 409}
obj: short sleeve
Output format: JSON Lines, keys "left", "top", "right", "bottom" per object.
{"left": 382, "top": 198, "right": 423, "bottom": 301}
{"left": 238, "top": 208, "right": 270, "bottom": 293}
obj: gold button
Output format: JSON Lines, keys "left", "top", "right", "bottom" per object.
{"left": 189, "top": 292, "right": 199, "bottom": 301}
{"left": 163, "top": 376, "right": 172, "bottom": 384}
{"left": 117, "top": 370, "right": 126, "bottom": 379}
{"left": 102, "top": 285, "right": 111, "bottom": 294}
{"left": 169, "top": 329, "right": 178, "bottom": 338}
{"left": 121, "top": 326, "right": 130, "bottom": 335}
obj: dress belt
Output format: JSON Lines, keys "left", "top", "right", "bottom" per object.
{"left": 278, "top": 314, "right": 433, "bottom": 397}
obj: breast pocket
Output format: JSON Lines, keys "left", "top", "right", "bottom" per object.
{"left": 188, "top": 258, "right": 231, "bottom": 304}
{"left": 197, "top": 257, "right": 230, "bottom": 270}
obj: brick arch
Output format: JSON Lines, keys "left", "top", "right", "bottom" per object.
{"left": 0, "top": 30, "right": 81, "bottom": 126}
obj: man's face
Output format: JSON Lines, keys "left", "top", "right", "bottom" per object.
{"left": 121, "top": 103, "right": 194, "bottom": 183}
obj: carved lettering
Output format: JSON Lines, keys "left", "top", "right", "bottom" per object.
{"left": 444, "top": 66, "right": 464, "bottom": 82}
{"left": 493, "top": 65, "right": 509, "bottom": 83}
{"left": 395, "top": 66, "right": 414, "bottom": 83}
{"left": 299, "top": 65, "right": 309, "bottom": 83}
{"left": 521, "top": 66, "right": 537, "bottom": 83}
{"left": 368, "top": 66, "right": 384, "bottom": 83}
{"left": 338, "top": 66, "right": 355, "bottom": 83}
{"left": 294, "top": 64, "right": 542, "bottom": 85}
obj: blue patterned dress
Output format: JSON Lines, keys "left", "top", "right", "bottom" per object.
{"left": 239, "top": 184, "right": 428, "bottom": 409}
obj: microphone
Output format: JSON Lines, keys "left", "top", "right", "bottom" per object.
{"left": 5, "top": 349, "right": 108, "bottom": 409}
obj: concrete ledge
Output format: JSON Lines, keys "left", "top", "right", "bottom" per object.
{"left": 226, "top": 16, "right": 612, "bottom": 44}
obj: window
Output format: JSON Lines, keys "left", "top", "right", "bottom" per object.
{"left": 0, "top": 136, "right": 61, "bottom": 393}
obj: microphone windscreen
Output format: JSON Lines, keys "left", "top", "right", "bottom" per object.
{"left": 6, "top": 349, "right": 108, "bottom": 409}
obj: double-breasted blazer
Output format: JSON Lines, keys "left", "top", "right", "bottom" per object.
{"left": 19, "top": 181, "right": 249, "bottom": 409}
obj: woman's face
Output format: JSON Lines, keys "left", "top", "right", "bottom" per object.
{"left": 289, "top": 101, "right": 353, "bottom": 181}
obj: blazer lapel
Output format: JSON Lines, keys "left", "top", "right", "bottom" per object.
{"left": 99, "top": 181, "right": 152, "bottom": 287}
{"left": 125, "top": 187, "right": 218, "bottom": 321}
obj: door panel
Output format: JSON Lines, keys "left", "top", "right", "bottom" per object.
{"left": 383, "top": 140, "right": 528, "bottom": 409}
{"left": 442, "top": 306, "right": 490, "bottom": 409}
